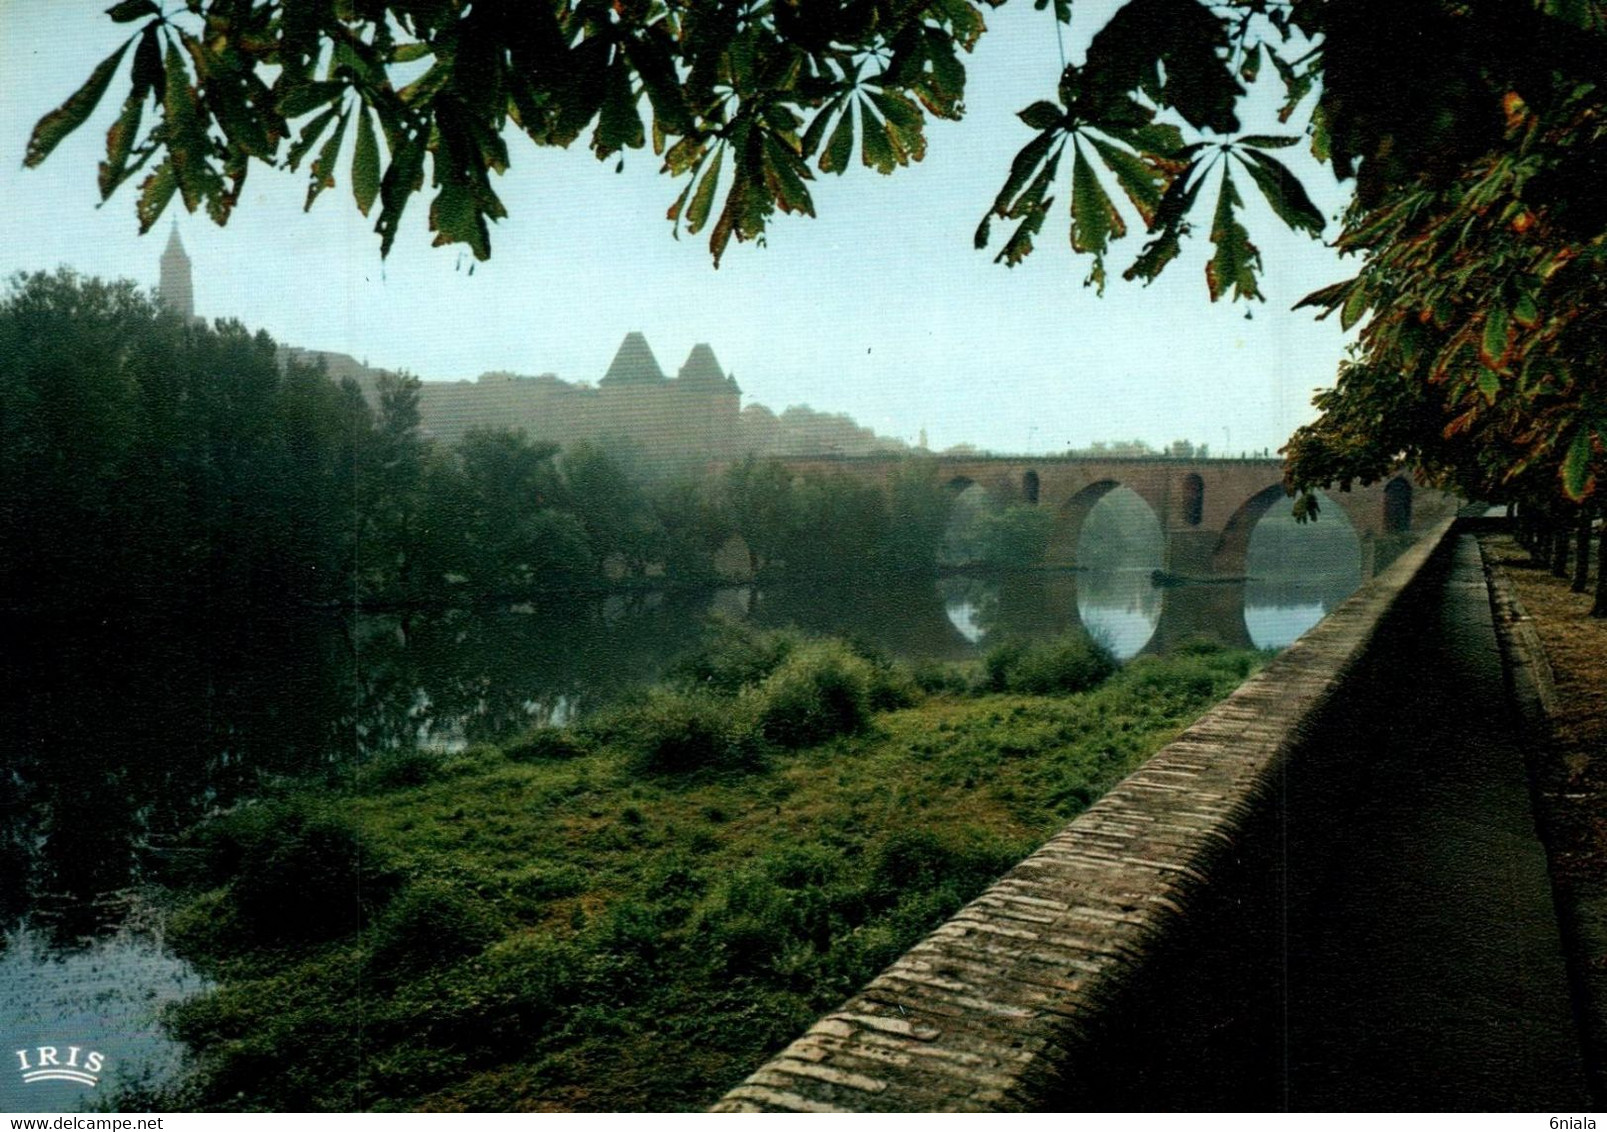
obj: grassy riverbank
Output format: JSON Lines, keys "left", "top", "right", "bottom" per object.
{"left": 149, "top": 626, "right": 1266, "bottom": 1112}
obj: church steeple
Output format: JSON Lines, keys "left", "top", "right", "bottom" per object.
{"left": 159, "top": 224, "right": 194, "bottom": 321}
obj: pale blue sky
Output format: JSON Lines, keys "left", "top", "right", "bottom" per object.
{"left": 2, "top": 2, "right": 1356, "bottom": 454}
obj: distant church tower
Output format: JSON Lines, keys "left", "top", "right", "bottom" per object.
{"left": 158, "top": 225, "right": 194, "bottom": 320}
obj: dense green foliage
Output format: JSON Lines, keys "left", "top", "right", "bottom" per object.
{"left": 147, "top": 625, "right": 1264, "bottom": 1111}
{"left": 28, "top": 0, "right": 1326, "bottom": 283}
{"left": 0, "top": 270, "right": 360, "bottom": 618}
{"left": 0, "top": 271, "right": 371, "bottom": 916}
{"left": 944, "top": 487, "right": 1056, "bottom": 569}
{"left": 0, "top": 271, "right": 960, "bottom": 617}
{"left": 1276, "top": 4, "right": 1607, "bottom": 525}
{"left": 719, "top": 453, "right": 952, "bottom": 583}
{"left": 587, "top": 627, "right": 919, "bottom": 771}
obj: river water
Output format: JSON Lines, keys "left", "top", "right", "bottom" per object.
{"left": 0, "top": 489, "right": 1371, "bottom": 1110}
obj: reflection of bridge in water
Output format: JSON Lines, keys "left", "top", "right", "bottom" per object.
{"left": 775, "top": 455, "right": 1459, "bottom": 653}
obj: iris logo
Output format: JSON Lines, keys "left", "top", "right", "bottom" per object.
{"left": 14, "top": 1045, "right": 106, "bottom": 1088}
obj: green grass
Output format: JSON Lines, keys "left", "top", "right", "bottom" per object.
{"left": 153, "top": 630, "right": 1265, "bottom": 1112}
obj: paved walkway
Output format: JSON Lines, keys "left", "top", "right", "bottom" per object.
{"left": 1278, "top": 533, "right": 1588, "bottom": 1108}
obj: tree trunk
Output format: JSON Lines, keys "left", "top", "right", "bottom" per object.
{"left": 1573, "top": 507, "right": 1592, "bottom": 593}
{"left": 1595, "top": 520, "right": 1607, "bottom": 617}
{"left": 1552, "top": 515, "right": 1571, "bottom": 577}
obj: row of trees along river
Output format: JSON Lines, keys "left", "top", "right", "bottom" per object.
{"left": 1, "top": 272, "right": 1363, "bottom": 1109}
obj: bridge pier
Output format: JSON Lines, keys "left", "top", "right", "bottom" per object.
{"left": 989, "top": 573, "right": 1086, "bottom": 641}
{"left": 1145, "top": 582, "right": 1254, "bottom": 654}
{"left": 1162, "top": 528, "right": 1222, "bottom": 579}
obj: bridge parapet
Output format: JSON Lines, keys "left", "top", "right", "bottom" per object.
{"left": 712, "top": 516, "right": 1459, "bottom": 1113}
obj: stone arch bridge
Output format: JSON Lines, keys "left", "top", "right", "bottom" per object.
{"left": 778, "top": 454, "right": 1447, "bottom": 576}
{"left": 770, "top": 455, "right": 1459, "bottom": 651}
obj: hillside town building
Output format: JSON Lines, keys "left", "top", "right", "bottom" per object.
{"left": 156, "top": 233, "right": 905, "bottom": 466}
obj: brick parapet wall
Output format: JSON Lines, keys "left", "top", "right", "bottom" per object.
{"left": 711, "top": 517, "right": 1460, "bottom": 1113}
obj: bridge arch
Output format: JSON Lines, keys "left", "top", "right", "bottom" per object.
{"left": 1052, "top": 485, "right": 1166, "bottom": 655}
{"left": 1210, "top": 482, "right": 1297, "bottom": 578}
{"left": 1153, "top": 485, "right": 1364, "bottom": 654}
{"left": 1242, "top": 489, "right": 1363, "bottom": 648}
{"left": 941, "top": 479, "right": 992, "bottom": 566}
{"left": 1046, "top": 481, "right": 1114, "bottom": 565}
{"left": 713, "top": 533, "right": 754, "bottom": 580}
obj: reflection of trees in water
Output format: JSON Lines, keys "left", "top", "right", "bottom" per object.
{"left": 756, "top": 577, "right": 976, "bottom": 659}
{"left": 349, "top": 594, "right": 708, "bottom": 753}
{"left": 936, "top": 576, "right": 994, "bottom": 645}
{"left": 2, "top": 607, "right": 350, "bottom": 937}
{"left": 1076, "top": 571, "right": 1164, "bottom": 659}
{"left": 1245, "top": 573, "right": 1360, "bottom": 612}
{"left": 937, "top": 489, "right": 1170, "bottom": 651}
{"left": 3, "top": 592, "right": 711, "bottom": 930}
{"left": 1078, "top": 569, "right": 1164, "bottom": 616}
{"left": 936, "top": 574, "right": 1107, "bottom": 651}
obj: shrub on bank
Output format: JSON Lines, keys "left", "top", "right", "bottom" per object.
{"left": 359, "top": 748, "right": 444, "bottom": 792}
{"left": 597, "top": 688, "right": 764, "bottom": 775}
{"left": 847, "top": 641, "right": 922, "bottom": 711}
{"left": 177, "top": 799, "right": 400, "bottom": 947}
{"left": 694, "top": 867, "right": 818, "bottom": 978}
{"left": 1117, "top": 648, "right": 1257, "bottom": 701}
{"left": 366, "top": 879, "right": 501, "bottom": 981}
{"left": 668, "top": 618, "right": 802, "bottom": 693}
{"left": 752, "top": 640, "right": 875, "bottom": 748}
{"left": 420, "top": 931, "right": 585, "bottom": 1043}
{"left": 909, "top": 658, "right": 979, "bottom": 695}
{"left": 983, "top": 632, "right": 1117, "bottom": 695}
{"left": 232, "top": 807, "right": 400, "bottom": 942}
{"left": 153, "top": 632, "right": 1271, "bottom": 1113}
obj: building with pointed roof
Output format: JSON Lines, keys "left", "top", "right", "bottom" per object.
{"left": 409, "top": 333, "right": 744, "bottom": 467}
{"left": 600, "top": 331, "right": 667, "bottom": 385}
{"left": 383, "top": 331, "right": 901, "bottom": 463}
{"left": 676, "top": 343, "right": 740, "bottom": 394}
{"left": 159, "top": 235, "right": 905, "bottom": 465}
{"left": 158, "top": 225, "right": 194, "bottom": 321}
